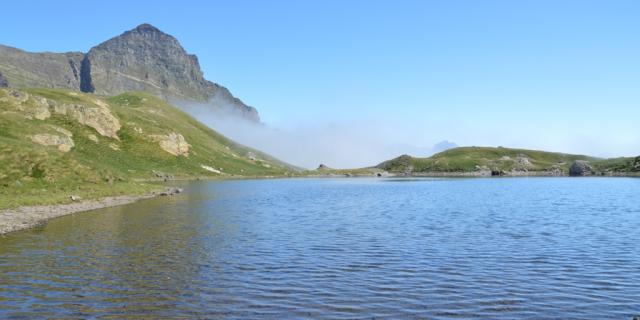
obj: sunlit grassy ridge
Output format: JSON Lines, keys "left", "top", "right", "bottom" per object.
{"left": 376, "top": 146, "right": 639, "bottom": 174}
{"left": 0, "top": 88, "right": 297, "bottom": 208}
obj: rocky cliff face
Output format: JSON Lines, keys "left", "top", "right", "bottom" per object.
{"left": 0, "top": 45, "right": 83, "bottom": 89}
{"left": 85, "top": 24, "right": 211, "bottom": 100}
{"left": 569, "top": 160, "right": 593, "bottom": 176}
{"left": 0, "top": 24, "right": 259, "bottom": 121}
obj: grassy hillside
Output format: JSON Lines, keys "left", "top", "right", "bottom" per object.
{"left": 306, "top": 165, "right": 384, "bottom": 177}
{"left": 376, "top": 146, "right": 639, "bottom": 175}
{"left": 0, "top": 88, "right": 297, "bottom": 208}
{"left": 591, "top": 156, "right": 639, "bottom": 173}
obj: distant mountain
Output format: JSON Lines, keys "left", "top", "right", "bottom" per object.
{"left": 383, "top": 140, "right": 459, "bottom": 159}
{"left": 0, "top": 24, "right": 258, "bottom": 121}
{"left": 431, "top": 140, "right": 458, "bottom": 154}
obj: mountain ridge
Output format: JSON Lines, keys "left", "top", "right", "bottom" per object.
{"left": 374, "top": 146, "right": 639, "bottom": 176}
{"left": 309, "top": 146, "right": 640, "bottom": 177}
{"left": 0, "top": 24, "right": 259, "bottom": 121}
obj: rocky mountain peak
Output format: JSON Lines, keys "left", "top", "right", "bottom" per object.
{"left": 0, "top": 24, "right": 260, "bottom": 121}
{"left": 133, "top": 23, "right": 162, "bottom": 34}
{"left": 100, "top": 23, "right": 183, "bottom": 51}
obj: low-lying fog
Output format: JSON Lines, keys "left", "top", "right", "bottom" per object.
{"left": 173, "top": 99, "right": 456, "bottom": 169}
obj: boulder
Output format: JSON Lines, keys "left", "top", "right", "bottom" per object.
{"left": 152, "top": 170, "right": 174, "bottom": 181}
{"left": 548, "top": 166, "right": 564, "bottom": 176}
{"left": 159, "top": 187, "right": 183, "bottom": 196}
{"left": 30, "top": 133, "right": 75, "bottom": 152}
{"left": 30, "top": 96, "right": 53, "bottom": 120}
{"left": 50, "top": 126, "right": 72, "bottom": 137}
{"left": 52, "top": 103, "right": 121, "bottom": 139}
{"left": 150, "top": 132, "right": 190, "bottom": 156}
{"left": 515, "top": 154, "right": 533, "bottom": 168}
{"left": 0, "top": 90, "right": 51, "bottom": 120}
{"left": 569, "top": 160, "right": 593, "bottom": 176}
{"left": 8, "top": 89, "right": 29, "bottom": 103}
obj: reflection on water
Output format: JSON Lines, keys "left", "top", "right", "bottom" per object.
{"left": 1, "top": 177, "right": 640, "bottom": 319}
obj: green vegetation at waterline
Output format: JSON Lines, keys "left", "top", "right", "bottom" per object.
{"left": 375, "top": 147, "right": 640, "bottom": 176}
{"left": 0, "top": 88, "right": 297, "bottom": 209}
{"left": 306, "top": 164, "right": 384, "bottom": 177}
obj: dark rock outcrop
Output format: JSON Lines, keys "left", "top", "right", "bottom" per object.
{"left": 159, "top": 187, "right": 183, "bottom": 196}
{"left": 0, "top": 24, "right": 259, "bottom": 121}
{"left": 0, "top": 71, "right": 8, "bottom": 87}
{"left": 569, "top": 160, "right": 593, "bottom": 176}
{"left": 79, "top": 55, "right": 94, "bottom": 93}
{"left": 152, "top": 170, "right": 174, "bottom": 181}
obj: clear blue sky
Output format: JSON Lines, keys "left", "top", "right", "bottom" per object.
{"left": 2, "top": 0, "right": 639, "bottom": 163}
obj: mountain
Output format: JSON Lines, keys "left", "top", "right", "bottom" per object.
{"left": 375, "top": 146, "right": 639, "bottom": 176}
{"left": 0, "top": 88, "right": 295, "bottom": 209}
{"left": 0, "top": 45, "right": 84, "bottom": 89}
{"left": 0, "top": 24, "right": 258, "bottom": 121}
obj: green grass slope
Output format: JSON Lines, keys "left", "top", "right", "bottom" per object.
{"left": 376, "top": 146, "right": 638, "bottom": 175}
{"left": 0, "top": 88, "right": 297, "bottom": 208}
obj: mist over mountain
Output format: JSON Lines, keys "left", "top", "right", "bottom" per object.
{"left": 0, "top": 24, "right": 258, "bottom": 121}
{"left": 173, "top": 99, "right": 457, "bottom": 168}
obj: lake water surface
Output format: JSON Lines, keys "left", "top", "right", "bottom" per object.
{"left": 1, "top": 177, "right": 639, "bottom": 319}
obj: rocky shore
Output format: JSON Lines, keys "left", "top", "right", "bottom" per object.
{"left": 0, "top": 187, "right": 183, "bottom": 235}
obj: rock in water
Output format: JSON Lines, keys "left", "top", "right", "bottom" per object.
{"left": 159, "top": 187, "right": 183, "bottom": 196}
{"left": 569, "top": 160, "right": 593, "bottom": 176}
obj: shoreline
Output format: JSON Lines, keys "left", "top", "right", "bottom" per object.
{"left": 309, "top": 170, "right": 640, "bottom": 178}
{"left": 0, "top": 193, "right": 157, "bottom": 236}
{"left": 0, "top": 175, "right": 286, "bottom": 236}
{"left": 2, "top": 173, "right": 638, "bottom": 236}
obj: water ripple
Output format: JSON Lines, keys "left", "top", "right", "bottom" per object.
{"left": 1, "top": 177, "right": 640, "bottom": 319}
